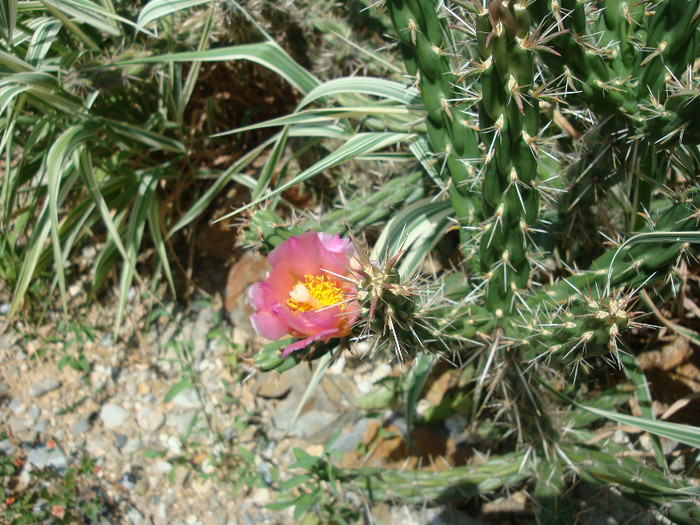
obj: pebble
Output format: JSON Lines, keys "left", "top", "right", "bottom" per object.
{"left": 137, "top": 406, "right": 166, "bottom": 432}
{"left": 28, "top": 406, "right": 41, "bottom": 420}
{"left": 121, "top": 471, "right": 137, "bottom": 491}
{"left": 333, "top": 417, "right": 371, "bottom": 454}
{"left": 9, "top": 397, "right": 25, "bottom": 414}
{"left": 26, "top": 443, "right": 69, "bottom": 473}
{"left": 34, "top": 419, "right": 49, "bottom": 436}
{"left": 115, "top": 433, "right": 128, "bottom": 450}
{"left": 0, "top": 438, "right": 16, "bottom": 455}
{"left": 86, "top": 437, "right": 110, "bottom": 457}
{"left": 171, "top": 388, "right": 203, "bottom": 409}
{"left": 100, "top": 403, "right": 132, "bottom": 429}
{"left": 72, "top": 418, "right": 93, "bottom": 436}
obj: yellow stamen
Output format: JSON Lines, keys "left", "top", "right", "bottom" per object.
{"left": 287, "top": 275, "right": 345, "bottom": 313}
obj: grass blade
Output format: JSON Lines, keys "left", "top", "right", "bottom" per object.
{"left": 137, "top": 0, "right": 214, "bottom": 28}
{"left": 372, "top": 198, "right": 453, "bottom": 279}
{"left": 405, "top": 352, "right": 437, "bottom": 446}
{"left": 218, "top": 131, "right": 415, "bottom": 222}
{"left": 0, "top": 0, "right": 17, "bottom": 42}
{"left": 118, "top": 42, "right": 320, "bottom": 95}
{"left": 296, "top": 77, "right": 421, "bottom": 109}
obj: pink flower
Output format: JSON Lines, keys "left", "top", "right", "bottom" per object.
{"left": 51, "top": 505, "right": 65, "bottom": 519}
{"left": 250, "top": 232, "right": 359, "bottom": 357}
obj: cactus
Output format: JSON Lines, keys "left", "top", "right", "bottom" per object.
{"left": 242, "top": 0, "right": 700, "bottom": 520}
{"left": 386, "top": 0, "right": 482, "bottom": 249}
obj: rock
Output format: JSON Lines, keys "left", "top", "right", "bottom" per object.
{"left": 114, "top": 433, "right": 128, "bottom": 450}
{"left": 251, "top": 371, "right": 294, "bottom": 399}
{"left": 171, "top": 388, "right": 202, "bottom": 409}
{"left": 72, "top": 418, "right": 92, "bottom": 437}
{"left": 85, "top": 437, "right": 110, "bottom": 457}
{"left": 0, "top": 438, "right": 16, "bottom": 455}
{"left": 26, "top": 443, "right": 69, "bottom": 473}
{"left": 120, "top": 471, "right": 137, "bottom": 491}
{"left": 333, "top": 417, "right": 371, "bottom": 454}
{"left": 9, "top": 397, "right": 25, "bottom": 414}
{"left": 8, "top": 417, "right": 32, "bottom": 434}
{"left": 284, "top": 410, "right": 337, "bottom": 441}
{"left": 372, "top": 503, "right": 485, "bottom": 525}
{"left": 125, "top": 506, "right": 148, "bottom": 525}
{"left": 100, "top": 403, "right": 132, "bottom": 429}
{"left": 0, "top": 381, "right": 9, "bottom": 396}
{"left": 137, "top": 406, "right": 165, "bottom": 432}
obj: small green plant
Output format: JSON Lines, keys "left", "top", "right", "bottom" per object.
{"left": 267, "top": 445, "right": 362, "bottom": 525}
{"left": 0, "top": 434, "right": 110, "bottom": 524}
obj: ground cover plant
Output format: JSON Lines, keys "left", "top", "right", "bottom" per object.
{"left": 1, "top": 0, "right": 699, "bottom": 523}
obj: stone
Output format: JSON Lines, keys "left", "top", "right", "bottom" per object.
{"left": 333, "top": 417, "right": 372, "bottom": 454}
{"left": 9, "top": 397, "right": 25, "bottom": 414}
{"left": 171, "top": 388, "right": 202, "bottom": 409}
{"left": 120, "top": 471, "right": 137, "bottom": 491}
{"left": 28, "top": 406, "right": 41, "bottom": 420}
{"left": 0, "top": 438, "right": 16, "bottom": 455}
{"left": 114, "top": 433, "right": 128, "bottom": 450}
{"left": 72, "top": 418, "right": 92, "bottom": 437}
{"left": 125, "top": 506, "right": 148, "bottom": 525}
{"left": 26, "top": 443, "right": 69, "bottom": 473}
{"left": 85, "top": 437, "right": 110, "bottom": 457}
{"left": 99, "top": 403, "right": 132, "bottom": 429}
{"left": 137, "top": 406, "right": 165, "bottom": 432}
{"left": 251, "top": 371, "right": 294, "bottom": 399}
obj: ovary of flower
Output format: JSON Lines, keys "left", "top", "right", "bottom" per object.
{"left": 286, "top": 275, "right": 346, "bottom": 313}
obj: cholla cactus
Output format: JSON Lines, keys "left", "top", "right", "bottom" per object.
{"left": 245, "top": 0, "right": 700, "bottom": 519}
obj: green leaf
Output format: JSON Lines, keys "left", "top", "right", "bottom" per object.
{"left": 290, "top": 349, "right": 334, "bottom": 425}
{"left": 26, "top": 18, "right": 62, "bottom": 65}
{"left": 605, "top": 231, "right": 700, "bottom": 295}
{"left": 277, "top": 474, "right": 309, "bottom": 490}
{"left": 296, "top": 77, "right": 421, "bottom": 109}
{"left": 540, "top": 378, "right": 700, "bottom": 449}
{"left": 619, "top": 351, "right": 666, "bottom": 468}
{"left": 218, "top": 131, "right": 415, "bottom": 223}
{"left": 405, "top": 352, "right": 437, "bottom": 443}
{"left": 136, "top": 0, "right": 214, "bottom": 28}
{"left": 118, "top": 42, "right": 320, "bottom": 95}
{"left": 290, "top": 448, "right": 321, "bottom": 470}
{"left": 41, "top": 0, "right": 128, "bottom": 35}
{"left": 578, "top": 405, "right": 700, "bottom": 449}
{"left": 372, "top": 198, "right": 453, "bottom": 279}
{"left": 0, "top": 0, "right": 17, "bottom": 42}
{"left": 213, "top": 107, "right": 415, "bottom": 137}
{"left": 164, "top": 379, "right": 195, "bottom": 403}
{"left": 356, "top": 378, "right": 400, "bottom": 409}
{"left": 103, "top": 118, "right": 185, "bottom": 153}
{"left": 47, "top": 125, "right": 97, "bottom": 315}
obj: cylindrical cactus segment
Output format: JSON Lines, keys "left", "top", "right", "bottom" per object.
{"left": 476, "top": 0, "right": 539, "bottom": 312}
{"left": 386, "top": 0, "right": 482, "bottom": 249}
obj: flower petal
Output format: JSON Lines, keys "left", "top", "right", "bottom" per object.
{"left": 250, "top": 311, "right": 290, "bottom": 340}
